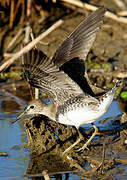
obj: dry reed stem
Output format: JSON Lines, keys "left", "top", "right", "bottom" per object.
{"left": 112, "top": 0, "right": 127, "bottom": 10}
{"left": 9, "top": 0, "right": 15, "bottom": 28}
{"left": 6, "top": 28, "right": 24, "bottom": 51}
{"left": 100, "top": 142, "right": 105, "bottom": 173}
{"left": 115, "top": 72, "right": 127, "bottom": 78}
{"left": 61, "top": 0, "right": 127, "bottom": 24}
{"left": 67, "top": 155, "right": 88, "bottom": 174}
{"left": 25, "top": 170, "right": 76, "bottom": 178}
{"left": 24, "top": 0, "right": 31, "bottom": 44}
{"left": 4, "top": 53, "right": 16, "bottom": 58}
{"left": 0, "top": 19, "right": 63, "bottom": 72}
{"left": 117, "top": 11, "right": 127, "bottom": 16}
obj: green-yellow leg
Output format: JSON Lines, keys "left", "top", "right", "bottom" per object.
{"left": 62, "top": 129, "right": 84, "bottom": 156}
{"left": 77, "top": 124, "right": 98, "bottom": 152}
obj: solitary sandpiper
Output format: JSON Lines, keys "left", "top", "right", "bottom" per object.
{"left": 17, "top": 7, "right": 120, "bottom": 155}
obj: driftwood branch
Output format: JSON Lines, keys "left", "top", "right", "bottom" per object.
{"left": 0, "top": 19, "right": 63, "bottom": 72}
{"left": 61, "top": 0, "right": 127, "bottom": 24}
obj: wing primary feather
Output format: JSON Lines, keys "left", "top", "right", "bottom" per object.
{"left": 22, "top": 48, "right": 84, "bottom": 106}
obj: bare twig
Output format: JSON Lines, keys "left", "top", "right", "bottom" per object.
{"left": 115, "top": 72, "right": 127, "bottom": 78}
{"left": 6, "top": 28, "right": 24, "bottom": 51}
{"left": 61, "top": 0, "right": 127, "bottom": 24}
{"left": 61, "top": 2, "right": 88, "bottom": 15}
{"left": 27, "top": 0, "right": 31, "bottom": 17}
{"left": 30, "top": 30, "right": 37, "bottom": 49}
{"left": 61, "top": 0, "right": 97, "bottom": 11}
{"left": 24, "top": 24, "right": 31, "bottom": 44}
{"left": 100, "top": 142, "right": 105, "bottom": 173}
{"left": 67, "top": 155, "right": 103, "bottom": 177}
{"left": 30, "top": 30, "right": 49, "bottom": 46}
{"left": 24, "top": 0, "right": 31, "bottom": 44}
{"left": 117, "top": 11, "right": 127, "bottom": 17}
{"left": 67, "top": 156, "right": 87, "bottom": 174}
{"left": 115, "top": 158, "right": 127, "bottom": 164}
{"left": 4, "top": 53, "right": 16, "bottom": 58}
{"left": 0, "top": 19, "right": 63, "bottom": 72}
{"left": 38, "top": 41, "right": 49, "bottom": 46}
{"left": 9, "top": 0, "right": 15, "bottom": 28}
{"left": 112, "top": 0, "right": 127, "bottom": 10}
{"left": 105, "top": 10, "right": 127, "bottom": 24}
{"left": 25, "top": 170, "right": 77, "bottom": 178}
{"left": 9, "top": 0, "right": 24, "bottom": 28}
{"left": 14, "top": 0, "right": 22, "bottom": 21}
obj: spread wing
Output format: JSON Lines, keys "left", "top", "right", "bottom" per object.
{"left": 22, "top": 48, "right": 83, "bottom": 106}
{"left": 52, "top": 7, "right": 105, "bottom": 66}
{"left": 52, "top": 7, "right": 106, "bottom": 96}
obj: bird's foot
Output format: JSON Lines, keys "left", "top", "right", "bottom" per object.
{"left": 76, "top": 125, "right": 98, "bottom": 152}
{"left": 62, "top": 137, "right": 82, "bottom": 156}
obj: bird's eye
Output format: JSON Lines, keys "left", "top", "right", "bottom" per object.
{"left": 30, "top": 105, "right": 34, "bottom": 109}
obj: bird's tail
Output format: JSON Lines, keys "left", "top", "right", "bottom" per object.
{"left": 99, "top": 79, "right": 121, "bottom": 111}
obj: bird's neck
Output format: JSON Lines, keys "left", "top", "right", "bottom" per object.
{"left": 43, "top": 104, "right": 57, "bottom": 120}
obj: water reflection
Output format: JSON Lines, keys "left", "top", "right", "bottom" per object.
{"left": 0, "top": 94, "right": 29, "bottom": 180}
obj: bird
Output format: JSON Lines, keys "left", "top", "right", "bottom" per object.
{"left": 16, "top": 7, "right": 120, "bottom": 155}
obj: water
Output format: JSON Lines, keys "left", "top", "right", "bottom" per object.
{"left": 0, "top": 91, "right": 126, "bottom": 180}
{"left": 0, "top": 93, "right": 29, "bottom": 180}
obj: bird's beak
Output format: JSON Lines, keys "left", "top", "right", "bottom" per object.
{"left": 17, "top": 110, "right": 27, "bottom": 120}
{"left": 12, "top": 109, "right": 27, "bottom": 124}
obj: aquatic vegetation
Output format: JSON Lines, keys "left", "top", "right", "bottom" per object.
{"left": 120, "top": 91, "right": 127, "bottom": 100}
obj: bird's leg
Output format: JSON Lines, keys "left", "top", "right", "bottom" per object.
{"left": 77, "top": 124, "right": 98, "bottom": 152}
{"left": 62, "top": 129, "right": 84, "bottom": 156}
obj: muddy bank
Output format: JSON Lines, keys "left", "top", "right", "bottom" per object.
{"left": 23, "top": 112, "right": 127, "bottom": 179}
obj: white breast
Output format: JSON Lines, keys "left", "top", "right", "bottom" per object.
{"left": 58, "top": 106, "right": 106, "bottom": 128}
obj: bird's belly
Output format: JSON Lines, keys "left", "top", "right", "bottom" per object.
{"left": 58, "top": 108, "right": 105, "bottom": 127}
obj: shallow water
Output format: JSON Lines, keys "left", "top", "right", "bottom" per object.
{"left": 0, "top": 90, "right": 126, "bottom": 180}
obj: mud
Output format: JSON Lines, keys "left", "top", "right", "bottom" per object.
{"left": 24, "top": 112, "right": 127, "bottom": 179}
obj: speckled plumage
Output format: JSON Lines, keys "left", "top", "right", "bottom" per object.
{"left": 17, "top": 7, "right": 121, "bottom": 154}
{"left": 55, "top": 82, "right": 119, "bottom": 128}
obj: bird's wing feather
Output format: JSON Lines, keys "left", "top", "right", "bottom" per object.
{"left": 52, "top": 7, "right": 105, "bottom": 67}
{"left": 52, "top": 7, "right": 105, "bottom": 96}
{"left": 22, "top": 48, "right": 83, "bottom": 106}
